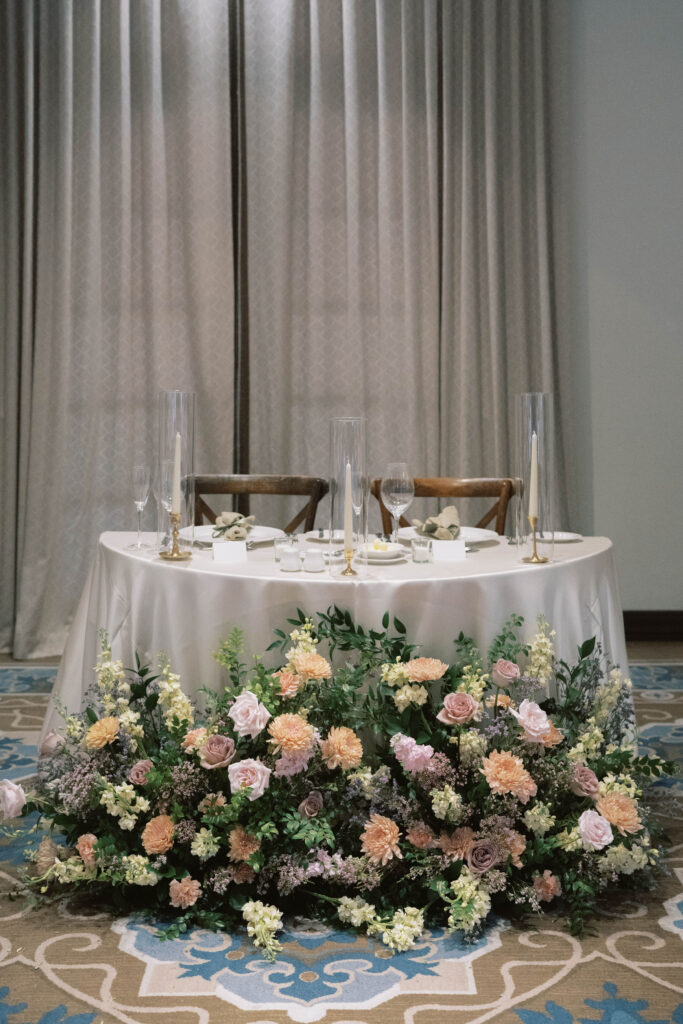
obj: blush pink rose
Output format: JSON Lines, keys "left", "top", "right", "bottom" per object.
{"left": 0, "top": 780, "right": 26, "bottom": 821}
{"left": 227, "top": 758, "right": 272, "bottom": 800}
{"left": 437, "top": 691, "right": 478, "bottom": 726}
{"left": 39, "top": 731, "right": 65, "bottom": 756}
{"left": 508, "top": 699, "right": 550, "bottom": 742}
{"left": 578, "top": 809, "right": 613, "bottom": 850}
{"left": 199, "top": 734, "right": 236, "bottom": 770}
{"left": 491, "top": 659, "right": 521, "bottom": 688}
{"left": 129, "top": 759, "right": 154, "bottom": 785}
{"left": 227, "top": 691, "right": 271, "bottom": 739}
{"left": 570, "top": 763, "right": 600, "bottom": 799}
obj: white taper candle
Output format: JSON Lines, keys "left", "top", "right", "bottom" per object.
{"left": 344, "top": 460, "right": 353, "bottom": 552}
{"left": 528, "top": 431, "right": 538, "bottom": 519}
{"left": 171, "top": 432, "right": 181, "bottom": 516}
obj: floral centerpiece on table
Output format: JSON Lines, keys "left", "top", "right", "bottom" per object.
{"left": 412, "top": 505, "right": 460, "bottom": 539}
{"left": 1, "top": 610, "right": 675, "bottom": 959}
{"left": 211, "top": 511, "right": 255, "bottom": 541}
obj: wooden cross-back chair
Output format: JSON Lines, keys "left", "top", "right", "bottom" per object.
{"left": 194, "top": 474, "right": 329, "bottom": 534}
{"left": 370, "top": 477, "right": 516, "bottom": 536}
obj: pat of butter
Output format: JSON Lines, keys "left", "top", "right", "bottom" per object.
{"left": 372, "top": 540, "right": 389, "bottom": 551}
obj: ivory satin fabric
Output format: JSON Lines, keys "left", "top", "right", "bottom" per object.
{"left": 43, "top": 532, "right": 627, "bottom": 738}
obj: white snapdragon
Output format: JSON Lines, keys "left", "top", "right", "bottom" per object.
{"left": 597, "top": 773, "right": 640, "bottom": 799}
{"left": 157, "top": 661, "right": 194, "bottom": 731}
{"left": 527, "top": 616, "right": 556, "bottom": 688}
{"left": 51, "top": 856, "right": 92, "bottom": 884}
{"left": 338, "top": 896, "right": 377, "bottom": 927}
{"left": 567, "top": 717, "right": 604, "bottom": 762}
{"left": 287, "top": 619, "right": 317, "bottom": 655}
{"left": 118, "top": 708, "right": 145, "bottom": 750}
{"left": 458, "top": 729, "right": 488, "bottom": 766}
{"left": 65, "top": 716, "right": 85, "bottom": 741}
{"left": 190, "top": 827, "right": 220, "bottom": 861}
{"left": 598, "top": 843, "right": 649, "bottom": 876}
{"left": 456, "top": 665, "right": 488, "bottom": 701}
{"left": 393, "top": 684, "right": 429, "bottom": 712}
{"left": 122, "top": 854, "right": 158, "bottom": 886}
{"left": 447, "top": 867, "right": 491, "bottom": 933}
{"left": 242, "top": 900, "right": 283, "bottom": 959}
{"left": 430, "top": 785, "right": 463, "bottom": 823}
{"left": 555, "top": 827, "right": 582, "bottom": 852}
{"left": 378, "top": 907, "right": 425, "bottom": 951}
{"left": 523, "top": 802, "right": 556, "bottom": 836}
{"left": 100, "top": 781, "right": 150, "bottom": 830}
{"left": 593, "top": 669, "right": 632, "bottom": 727}
{"left": 380, "top": 659, "right": 411, "bottom": 689}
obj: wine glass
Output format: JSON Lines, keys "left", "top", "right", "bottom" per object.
{"left": 128, "top": 464, "right": 151, "bottom": 550}
{"left": 153, "top": 458, "right": 174, "bottom": 547}
{"left": 380, "top": 463, "right": 414, "bottom": 543}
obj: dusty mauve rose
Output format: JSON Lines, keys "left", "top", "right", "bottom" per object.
{"left": 199, "top": 734, "right": 236, "bottom": 770}
{"left": 437, "top": 691, "right": 478, "bottom": 726}
{"left": 169, "top": 876, "right": 202, "bottom": 908}
{"left": 467, "top": 838, "right": 500, "bottom": 874}
{"left": 75, "top": 833, "right": 97, "bottom": 869}
{"left": 508, "top": 699, "right": 551, "bottom": 742}
{"left": 39, "top": 731, "right": 65, "bottom": 756}
{"left": 129, "top": 759, "right": 153, "bottom": 785}
{"left": 533, "top": 870, "right": 562, "bottom": 902}
{"left": 578, "top": 809, "right": 613, "bottom": 850}
{"left": 570, "top": 763, "right": 600, "bottom": 799}
{"left": 141, "top": 814, "right": 175, "bottom": 855}
{"left": 0, "top": 780, "right": 26, "bottom": 821}
{"left": 227, "top": 758, "right": 271, "bottom": 800}
{"left": 227, "top": 691, "right": 271, "bottom": 739}
{"left": 491, "top": 659, "right": 521, "bottom": 688}
{"left": 298, "top": 791, "right": 324, "bottom": 818}
{"left": 595, "top": 791, "right": 643, "bottom": 836}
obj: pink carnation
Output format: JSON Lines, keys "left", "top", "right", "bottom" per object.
{"left": 169, "top": 876, "right": 202, "bottom": 909}
{"left": 390, "top": 733, "right": 434, "bottom": 773}
{"left": 274, "top": 749, "right": 314, "bottom": 777}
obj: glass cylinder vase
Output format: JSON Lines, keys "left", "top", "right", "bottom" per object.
{"left": 514, "top": 393, "right": 555, "bottom": 562}
{"left": 157, "top": 389, "right": 195, "bottom": 554}
{"left": 329, "top": 417, "right": 368, "bottom": 576}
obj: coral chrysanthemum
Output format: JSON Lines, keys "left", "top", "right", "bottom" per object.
{"left": 84, "top": 716, "right": 120, "bottom": 749}
{"left": 319, "top": 726, "right": 363, "bottom": 770}
{"left": 361, "top": 814, "right": 402, "bottom": 865}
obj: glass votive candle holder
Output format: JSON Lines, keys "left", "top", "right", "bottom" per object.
{"left": 274, "top": 535, "right": 297, "bottom": 562}
{"left": 411, "top": 536, "right": 432, "bottom": 563}
{"left": 279, "top": 546, "right": 302, "bottom": 572}
{"left": 302, "top": 548, "right": 325, "bottom": 573}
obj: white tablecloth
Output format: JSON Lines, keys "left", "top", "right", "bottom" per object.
{"left": 43, "top": 531, "right": 627, "bottom": 736}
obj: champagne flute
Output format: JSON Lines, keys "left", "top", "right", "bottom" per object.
{"left": 380, "top": 463, "right": 414, "bottom": 543}
{"left": 129, "top": 464, "right": 151, "bottom": 550}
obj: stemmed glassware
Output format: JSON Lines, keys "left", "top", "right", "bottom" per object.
{"left": 380, "top": 463, "right": 414, "bottom": 543}
{"left": 129, "top": 464, "right": 151, "bottom": 550}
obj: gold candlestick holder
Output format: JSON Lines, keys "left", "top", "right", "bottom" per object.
{"left": 341, "top": 549, "right": 357, "bottom": 576}
{"left": 159, "top": 512, "right": 192, "bottom": 561}
{"left": 522, "top": 515, "right": 548, "bottom": 564}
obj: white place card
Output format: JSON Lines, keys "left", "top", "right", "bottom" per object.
{"left": 431, "top": 540, "right": 467, "bottom": 563}
{"left": 213, "top": 541, "right": 248, "bottom": 563}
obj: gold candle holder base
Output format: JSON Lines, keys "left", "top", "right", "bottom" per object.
{"left": 341, "top": 549, "right": 357, "bottom": 576}
{"left": 522, "top": 515, "right": 548, "bottom": 564}
{"left": 159, "top": 512, "right": 192, "bottom": 562}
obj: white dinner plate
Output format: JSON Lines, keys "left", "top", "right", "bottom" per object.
{"left": 363, "top": 552, "right": 407, "bottom": 565}
{"left": 538, "top": 531, "right": 583, "bottom": 543}
{"left": 304, "top": 530, "right": 345, "bottom": 544}
{"left": 397, "top": 525, "right": 499, "bottom": 545}
{"left": 180, "top": 525, "right": 285, "bottom": 545}
{"left": 359, "top": 541, "right": 404, "bottom": 560}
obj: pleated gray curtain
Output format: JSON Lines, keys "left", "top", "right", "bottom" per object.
{"left": 1, "top": 0, "right": 236, "bottom": 657}
{"left": 1, "top": 0, "right": 565, "bottom": 657}
{"left": 244, "top": 0, "right": 562, "bottom": 529}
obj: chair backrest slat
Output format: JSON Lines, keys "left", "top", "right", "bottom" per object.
{"left": 370, "top": 477, "right": 516, "bottom": 536}
{"left": 194, "top": 474, "right": 328, "bottom": 534}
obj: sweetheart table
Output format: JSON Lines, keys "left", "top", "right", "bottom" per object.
{"left": 42, "top": 531, "right": 627, "bottom": 737}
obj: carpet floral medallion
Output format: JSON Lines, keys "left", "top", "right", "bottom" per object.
{"left": 1, "top": 662, "right": 682, "bottom": 1024}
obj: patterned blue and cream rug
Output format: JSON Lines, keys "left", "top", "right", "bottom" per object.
{"left": 1, "top": 663, "right": 682, "bottom": 1024}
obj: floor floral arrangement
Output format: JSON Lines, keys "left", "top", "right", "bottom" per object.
{"left": 1, "top": 608, "right": 675, "bottom": 960}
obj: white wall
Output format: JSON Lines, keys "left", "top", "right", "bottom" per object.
{"left": 562, "top": 0, "right": 683, "bottom": 610}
